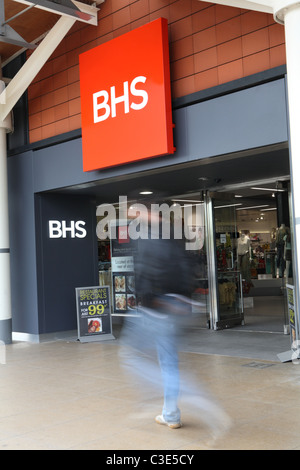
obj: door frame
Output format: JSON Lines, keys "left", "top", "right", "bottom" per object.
{"left": 204, "top": 192, "right": 218, "bottom": 330}
{"left": 205, "top": 190, "right": 244, "bottom": 330}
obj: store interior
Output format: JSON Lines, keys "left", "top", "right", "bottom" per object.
{"left": 214, "top": 180, "right": 292, "bottom": 334}
{"left": 96, "top": 177, "right": 292, "bottom": 334}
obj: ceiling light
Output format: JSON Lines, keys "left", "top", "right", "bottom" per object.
{"left": 215, "top": 203, "right": 243, "bottom": 209}
{"left": 139, "top": 191, "right": 153, "bottom": 195}
{"left": 261, "top": 207, "right": 277, "bottom": 211}
{"left": 251, "top": 187, "right": 285, "bottom": 192}
{"left": 183, "top": 203, "right": 205, "bottom": 207}
{"left": 172, "top": 199, "right": 202, "bottom": 203}
{"left": 234, "top": 194, "right": 243, "bottom": 198}
{"left": 236, "top": 204, "right": 269, "bottom": 210}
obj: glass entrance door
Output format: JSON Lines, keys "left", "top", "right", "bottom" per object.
{"left": 206, "top": 192, "right": 244, "bottom": 329}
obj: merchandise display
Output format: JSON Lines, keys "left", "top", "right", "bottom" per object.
{"left": 237, "top": 231, "right": 252, "bottom": 283}
{"left": 275, "top": 224, "right": 290, "bottom": 278}
{"left": 94, "top": 183, "right": 292, "bottom": 333}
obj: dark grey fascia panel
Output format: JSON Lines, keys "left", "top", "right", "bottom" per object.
{"left": 173, "top": 65, "right": 287, "bottom": 110}
{"left": 32, "top": 78, "right": 288, "bottom": 194}
{"left": 33, "top": 138, "right": 99, "bottom": 193}
{"left": 7, "top": 151, "right": 39, "bottom": 334}
{"left": 32, "top": 129, "right": 189, "bottom": 194}
{"left": 186, "top": 78, "right": 288, "bottom": 160}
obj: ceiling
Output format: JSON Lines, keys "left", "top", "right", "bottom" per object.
{"left": 1, "top": 0, "right": 56, "bottom": 67}
{"left": 0, "top": 0, "right": 97, "bottom": 69}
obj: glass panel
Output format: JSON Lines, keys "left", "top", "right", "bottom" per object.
{"left": 213, "top": 194, "right": 244, "bottom": 329}
{"left": 185, "top": 198, "right": 211, "bottom": 329}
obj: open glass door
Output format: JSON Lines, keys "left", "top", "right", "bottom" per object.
{"left": 206, "top": 192, "right": 244, "bottom": 329}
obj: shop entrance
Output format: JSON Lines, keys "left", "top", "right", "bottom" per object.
{"left": 94, "top": 175, "right": 292, "bottom": 337}
{"left": 203, "top": 181, "right": 292, "bottom": 333}
{"left": 206, "top": 192, "right": 244, "bottom": 330}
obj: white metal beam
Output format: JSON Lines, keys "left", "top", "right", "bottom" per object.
{"left": 280, "top": 4, "right": 300, "bottom": 356}
{"left": 198, "top": 0, "right": 273, "bottom": 13}
{"left": 0, "top": 2, "right": 98, "bottom": 342}
{"left": 0, "top": 15, "right": 76, "bottom": 121}
{"left": 13, "top": 0, "right": 99, "bottom": 25}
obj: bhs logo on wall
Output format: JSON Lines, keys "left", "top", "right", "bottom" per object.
{"left": 79, "top": 18, "right": 175, "bottom": 172}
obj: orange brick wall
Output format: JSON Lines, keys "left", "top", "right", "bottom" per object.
{"left": 27, "top": 0, "right": 286, "bottom": 143}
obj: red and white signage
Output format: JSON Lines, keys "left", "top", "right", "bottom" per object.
{"left": 79, "top": 18, "right": 175, "bottom": 172}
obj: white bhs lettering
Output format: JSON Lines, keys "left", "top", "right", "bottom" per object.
{"left": 93, "top": 76, "right": 148, "bottom": 123}
{"left": 49, "top": 220, "right": 87, "bottom": 239}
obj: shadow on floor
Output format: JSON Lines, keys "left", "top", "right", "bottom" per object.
{"left": 179, "top": 296, "right": 291, "bottom": 363}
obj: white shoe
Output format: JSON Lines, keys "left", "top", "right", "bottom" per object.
{"left": 155, "top": 414, "right": 181, "bottom": 429}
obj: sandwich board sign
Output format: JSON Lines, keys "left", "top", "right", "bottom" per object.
{"left": 75, "top": 285, "right": 114, "bottom": 342}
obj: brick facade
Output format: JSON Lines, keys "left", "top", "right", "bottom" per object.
{"left": 27, "top": 0, "right": 286, "bottom": 143}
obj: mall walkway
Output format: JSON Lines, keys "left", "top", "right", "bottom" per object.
{"left": 0, "top": 332, "right": 300, "bottom": 450}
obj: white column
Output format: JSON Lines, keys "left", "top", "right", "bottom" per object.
{"left": 0, "top": 81, "right": 12, "bottom": 343}
{"left": 274, "top": 3, "right": 300, "bottom": 341}
{"left": 0, "top": 16, "right": 76, "bottom": 122}
{"left": 0, "top": 16, "right": 76, "bottom": 344}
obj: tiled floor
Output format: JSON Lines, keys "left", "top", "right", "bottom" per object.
{"left": 1, "top": 333, "right": 300, "bottom": 450}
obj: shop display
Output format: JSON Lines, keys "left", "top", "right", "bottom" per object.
{"left": 217, "top": 271, "right": 243, "bottom": 321}
{"left": 219, "top": 280, "right": 236, "bottom": 307}
{"left": 246, "top": 225, "right": 293, "bottom": 279}
{"left": 215, "top": 231, "right": 243, "bottom": 312}
{"left": 284, "top": 231, "right": 292, "bottom": 278}
{"left": 216, "top": 232, "right": 233, "bottom": 270}
{"left": 276, "top": 224, "right": 291, "bottom": 278}
{"left": 237, "top": 231, "right": 252, "bottom": 284}
{"left": 110, "top": 222, "right": 138, "bottom": 314}
{"left": 113, "top": 274, "right": 137, "bottom": 312}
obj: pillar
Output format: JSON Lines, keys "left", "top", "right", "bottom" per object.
{"left": 0, "top": 81, "right": 13, "bottom": 343}
{"left": 274, "top": 3, "right": 300, "bottom": 341}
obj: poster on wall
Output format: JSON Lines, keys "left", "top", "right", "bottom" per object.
{"left": 278, "top": 284, "right": 300, "bottom": 362}
{"left": 286, "top": 284, "right": 299, "bottom": 348}
{"left": 110, "top": 221, "right": 138, "bottom": 315}
{"left": 75, "top": 285, "right": 114, "bottom": 342}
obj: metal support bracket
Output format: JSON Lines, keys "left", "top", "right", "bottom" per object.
{"left": 13, "top": 0, "right": 99, "bottom": 25}
{"left": 0, "top": 14, "right": 77, "bottom": 121}
{"left": 0, "top": 0, "right": 37, "bottom": 49}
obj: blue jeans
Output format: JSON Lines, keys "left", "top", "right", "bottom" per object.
{"left": 120, "top": 304, "right": 181, "bottom": 424}
{"left": 120, "top": 305, "right": 231, "bottom": 434}
{"left": 153, "top": 315, "right": 181, "bottom": 423}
